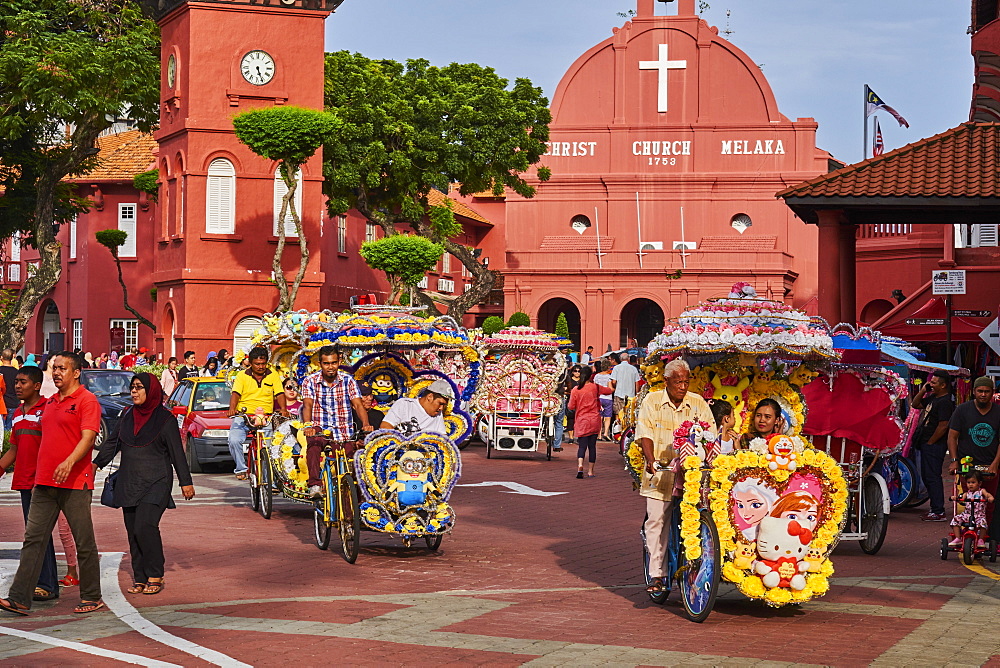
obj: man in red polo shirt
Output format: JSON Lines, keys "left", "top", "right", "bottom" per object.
{"left": 0, "top": 366, "right": 59, "bottom": 600}
{"left": 0, "top": 352, "right": 103, "bottom": 616}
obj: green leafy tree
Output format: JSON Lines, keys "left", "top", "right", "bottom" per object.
{"left": 507, "top": 311, "right": 530, "bottom": 328}
{"left": 233, "top": 106, "right": 337, "bottom": 311}
{"left": 96, "top": 229, "right": 154, "bottom": 331}
{"left": 359, "top": 235, "right": 443, "bottom": 305}
{"left": 555, "top": 312, "right": 570, "bottom": 339}
{"left": 132, "top": 169, "right": 159, "bottom": 202}
{"left": 481, "top": 316, "right": 505, "bottom": 337}
{"left": 323, "top": 51, "right": 551, "bottom": 317}
{"left": 0, "top": 0, "right": 160, "bottom": 351}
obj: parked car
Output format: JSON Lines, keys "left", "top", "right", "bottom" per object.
{"left": 167, "top": 377, "right": 235, "bottom": 472}
{"left": 79, "top": 369, "right": 134, "bottom": 447}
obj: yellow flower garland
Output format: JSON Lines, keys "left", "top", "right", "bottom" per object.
{"left": 677, "top": 447, "right": 848, "bottom": 607}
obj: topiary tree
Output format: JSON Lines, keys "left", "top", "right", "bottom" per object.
{"left": 555, "top": 312, "right": 569, "bottom": 339}
{"left": 96, "top": 229, "right": 154, "bottom": 331}
{"left": 233, "top": 106, "right": 338, "bottom": 311}
{"left": 481, "top": 316, "right": 505, "bottom": 337}
{"left": 359, "top": 235, "right": 443, "bottom": 305}
{"left": 507, "top": 311, "right": 530, "bottom": 328}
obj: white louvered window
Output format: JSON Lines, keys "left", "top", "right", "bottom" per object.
{"left": 365, "top": 222, "right": 377, "bottom": 243}
{"left": 417, "top": 276, "right": 428, "bottom": 289}
{"left": 442, "top": 252, "right": 451, "bottom": 274}
{"left": 973, "top": 224, "right": 999, "bottom": 247}
{"left": 205, "top": 158, "right": 236, "bottom": 234}
{"left": 233, "top": 316, "right": 263, "bottom": 354}
{"left": 118, "top": 204, "right": 137, "bottom": 257}
{"left": 69, "top": 215, "right": 77, "bottom": 259}
{"left": 437, "top": 278, "right": 454, "bottom": 293}
{"left": 110, "top": 318, "right": 139, "bottom": 351}
{"left": 11, "top": 235, "right": 20, "bottom": 261}
{"left": 337, "top": 215, "right": 347, "bottom": 253}
{"left": 72, "top": 319, "right": 83, "bottom": 350}
{"left": 8, "top": 264, "right": 18, "bottom": 282}
{"left": 272, "top": 169, "right": 302, "bottom": 237}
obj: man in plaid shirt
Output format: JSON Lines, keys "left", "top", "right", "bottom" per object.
{"left": 300, "top": 346, "right": 372, "bottom": 498}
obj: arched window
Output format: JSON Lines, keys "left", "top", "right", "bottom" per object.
{"left": 273, "top": 169, "right": 302, "bottom": 237}
{"left": 232, "top": 316, "right": 263, "bottom": 355}
{"left": 730, "top": 213, "right": 752, "bottom": 234}
{"left": 570, "top": 214, "right": 592, "bottom": 234}
{"left": 205, "top": 158, "right": 235, "bottom": 234}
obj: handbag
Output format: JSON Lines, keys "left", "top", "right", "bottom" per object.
{"left": 101, "top": 469, "right": 120, "bottom": 508}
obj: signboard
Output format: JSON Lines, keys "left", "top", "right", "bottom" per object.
{"left": 986, "top": 366, "right": 1000, "bottom": 377}
{"left": 979, "top": 318, "right": 1000, "bottom": 356}
{"left": 932, "top": 270, "right": 966, "bottom": 295}
{"left": 906, "top": 318, "right": 945, "bottom": 326}
{"left": 110, "top": 327, "right": 126, "bottom": 352}
{"left": 954, "top": 309, "right": 992, "bottom": 318}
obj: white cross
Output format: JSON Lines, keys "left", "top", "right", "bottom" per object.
{"left": 639, "top": 44, "right": 687, "bottom": 113}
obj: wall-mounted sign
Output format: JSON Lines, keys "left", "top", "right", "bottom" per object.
{"left": 721, "top": 139, "right": 785, "bottom": 155}
{"left": 931, "top": 270, "right": 966, "bottom": 295}
{"left": 544, "top": 141, "right": 598, "bottom": 157}
{"left": 906, "top": 318, "right": 946, "bottom": 326}
{"left": 954, "top": 309, "right": 992, "bottom": 318}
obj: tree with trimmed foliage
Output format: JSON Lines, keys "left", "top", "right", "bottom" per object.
{"left": 555, "top": 312, "right": 570, "bottom": 339}
{"left": 481, "top": 316, "right": 505, "bottom": 337}
{"left": 0, "top": 0, "right": 160, "bottom": 351}
{"left": 96, "top": 229, "right": 154, "bottom": 331}
{"left": 507, "top": 312, "right": 530, "bottom": 328}
{"left": 322, "top": 50, "right": 551, "bottom": 317}
{"left": 233, "top": 106, "right": 337, "bottom": 311}
{"left": 359, "top": 235, "right": 443, "bottom": 305}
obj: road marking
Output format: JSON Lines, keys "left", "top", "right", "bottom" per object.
{"left": 0, "top": 624, "right": 181, "bottom": 667}
{"left": 456, "top": 481, "right": 567, "bottom": 496}
{"left": 100, "top": 552, "right": 252, "bottom": 668}
{"left": 963, "top": 560, "right": 1000, "bottom": 581}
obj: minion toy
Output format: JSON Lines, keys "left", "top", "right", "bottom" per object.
{"left": 370, "top": 372, "right": 398, "bottom": 406}
{"left": 390, "top": 450, "right": 434, "bottom": 507}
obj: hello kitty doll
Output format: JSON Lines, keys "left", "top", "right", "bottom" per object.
{"left": 752, "top": 516, "right": 812, "bottom": 590}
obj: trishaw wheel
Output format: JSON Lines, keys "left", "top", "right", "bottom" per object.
{"left": 313, "top": 502, "right": 331, "bottom": 550}
{"left": 457, "top": 436, "right": 471, "bottom": 451}
{"left": 486, "top": 441, "right": 492, "bottom": 459}
{"left": 859, "top": 475, "right": 887, "bottom": 554}
{"left": 990, "top": 540, "right": 997, "bottom": 563}
{"left": 641, "top": 520, "right": 669, "bottom": 605}
{"left": 940, "top": 537, "right": 949, "bottom": 560}
{"left": 258, "top": 455, "right": 273, "bottom": 520}
{"left": 337, "top": 473, "right": 361, "bottom": 564}
{"left": 887, "top": 454, "right": 916, "bottom": 510}
{"left": 678, "top": 509, "right": 721, "bottom": 623}
{"left": 546, "top": 439, "right": 552, "bottom": 461}
{"left": 249, "top": 475, "right": 260, "bottom": 512}
{"left": 425, "top": 533, "right": 443, "bottom": 551}
{"left": 963, "top": 535, "right": 976, "bottom": 565}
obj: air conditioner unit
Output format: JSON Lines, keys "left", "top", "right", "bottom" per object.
{"left": 639, "top": 241, "right": 663, "bottom": 251}
{"left": 673, "top": 241, "right": 697, "bottom": 251}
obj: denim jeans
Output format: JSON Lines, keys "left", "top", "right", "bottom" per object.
{"left": 553, "top": 399, "right": 567, "bottom": 449}
{"left": 228, "top": 416, "right": 249, "bottom": 474}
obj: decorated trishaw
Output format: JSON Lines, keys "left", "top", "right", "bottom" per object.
{"left": 469, "top": 327, "right": 566, "bottom": 460}
{"left": 625, "top": 282, "right": 850, "bottom": 621}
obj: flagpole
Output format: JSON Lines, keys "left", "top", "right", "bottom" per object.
{"left": 863, "top": 84, "right": 869, "bottom": 161}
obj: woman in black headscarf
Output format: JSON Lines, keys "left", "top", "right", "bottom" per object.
{"left": 94, "top": 373, "right": 195, "bottom": 595}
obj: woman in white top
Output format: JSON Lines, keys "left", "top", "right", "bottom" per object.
{"left": 592, "top": 360, "right": 614, "bottom": 441}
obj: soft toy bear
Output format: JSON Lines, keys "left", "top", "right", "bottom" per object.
{"left": 753, "top": 516, "right": 812, "bottom": 590}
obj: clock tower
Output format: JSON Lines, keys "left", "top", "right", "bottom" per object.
{"left": 147, "top": 0, "right": 343, "bottom": 357}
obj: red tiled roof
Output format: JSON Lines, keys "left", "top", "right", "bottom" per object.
{"left": 698, "top": 235, "right": 777, "bottom": 250}
{"left": 73, "top": 130, "right": 156, "bottom": 182}
{"left": 539, "top": 236, "right": 615, "bottom": 251}
{"left": 426, "top": 189, "right": 491, "bottom": 224}
{"left": 778, "top": 122, "right": 1000, "bottom": 199}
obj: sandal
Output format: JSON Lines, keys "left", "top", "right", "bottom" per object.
{"left": 235, "top": 472, "right": 249, "bottom": 481}
{"left": 0, "top": 598, "right": 29, "bottom": 616}
{"left": 33, "top": 587, "right": 58, "bottom": 601}
{"left": 143, "top": 580, "right": 164, "bottom": 595}
{"left": 645, "top": 577, "right": 665, "bottom": 594}
{"left": 127, "top": 583, "right": 147, "bottom": 594}
{"left": 73, "top": 600, "right": 105, "bottom": 614}
{"left": 59, "top": 575, "right": 79, "bottom": 587}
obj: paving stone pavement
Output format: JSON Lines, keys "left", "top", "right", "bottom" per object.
{"left": 1, "top": 439, "right": 999, "bottom": 666}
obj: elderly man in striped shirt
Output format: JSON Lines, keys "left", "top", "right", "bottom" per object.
{"left": 300, "top": 346, "right": 372, "bottom": 498}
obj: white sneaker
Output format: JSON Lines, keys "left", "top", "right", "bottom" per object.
{"left": 308, "top": 485, "right": 322, "bottom": 499}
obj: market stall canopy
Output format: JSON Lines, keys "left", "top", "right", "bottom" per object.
{"left": 877, "top": 298, "right": 985, "bottom": 342}
{"left": 880, "top": 342, "right": 970, "bottom": 376}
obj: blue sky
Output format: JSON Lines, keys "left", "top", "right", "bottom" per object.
{"left": 325, "top": 0, "right": 972, "bottom": 165}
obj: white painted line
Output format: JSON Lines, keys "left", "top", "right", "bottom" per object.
{"left": 456, "top": 481, "right": 567, "bottom": 496}
{"left": 0, "top": 623, "right": 180, "bottom": 667}
{"left": 100, "top": 552, "right": 251, "bottom": 668}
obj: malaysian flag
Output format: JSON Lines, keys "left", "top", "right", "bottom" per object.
{"left": 873, "top": 117, "right": 884, "bottom": 156}
{"left": 865, "top": 85, "right": 909, "bottom": 128}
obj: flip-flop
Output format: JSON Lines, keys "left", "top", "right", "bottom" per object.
{"left": 0, "top": 598, "right": 29, "bottom": 616}
{"left": 645, "top": 578, "right": 665, "bottom": 594}
{"left": 32, "top": 587, "right": 58, "bottom": 601}
{"left": 59, "top": 575, "right": 79, "bottom": 587}
{"left": 127, "top": 583, "right": 147, "bottom": 594}
{"left": 143, "top": 581, "right": 164, "bottom": 595}
{"left": 73, "top": 600, "right": 105, "bottom": 614}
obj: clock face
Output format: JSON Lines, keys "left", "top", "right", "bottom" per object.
{"left": 166, "top": 54, "right": 176, "bottom": 88}
{"left": 241, "top": 50, "right": 275, "bottom": 86}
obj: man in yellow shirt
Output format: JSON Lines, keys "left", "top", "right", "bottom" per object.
{"left": 634, "top": 358, "right": 713, "bottom": 594}
{"left": 227, "top": 346, "right": 287, "bottom": 480}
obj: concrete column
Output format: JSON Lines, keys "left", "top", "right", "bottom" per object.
{"left": 636, "top": 0, "right": 655, "bottom": 17}
{"left": 816, "top": 210, "right": 843, "bottom": 325}
{"left": 839, "top": 223, "right": 857, "bottom": 324}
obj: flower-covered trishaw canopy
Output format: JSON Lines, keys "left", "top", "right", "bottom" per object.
{"left": 630, "top": 283, "right": 850, "bottom": 620}
{"left": 272, "top": 306, "right": 481, "bottom": 547}
{"left": 469, "top": 327, "right": 567, "bottom": 460}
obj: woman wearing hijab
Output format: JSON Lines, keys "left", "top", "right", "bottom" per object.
{"left": 94, "top": 373, "right": 195, "bottom": 595}
{"left": 82, "top": 352, "right": 94, "bottom": 369}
